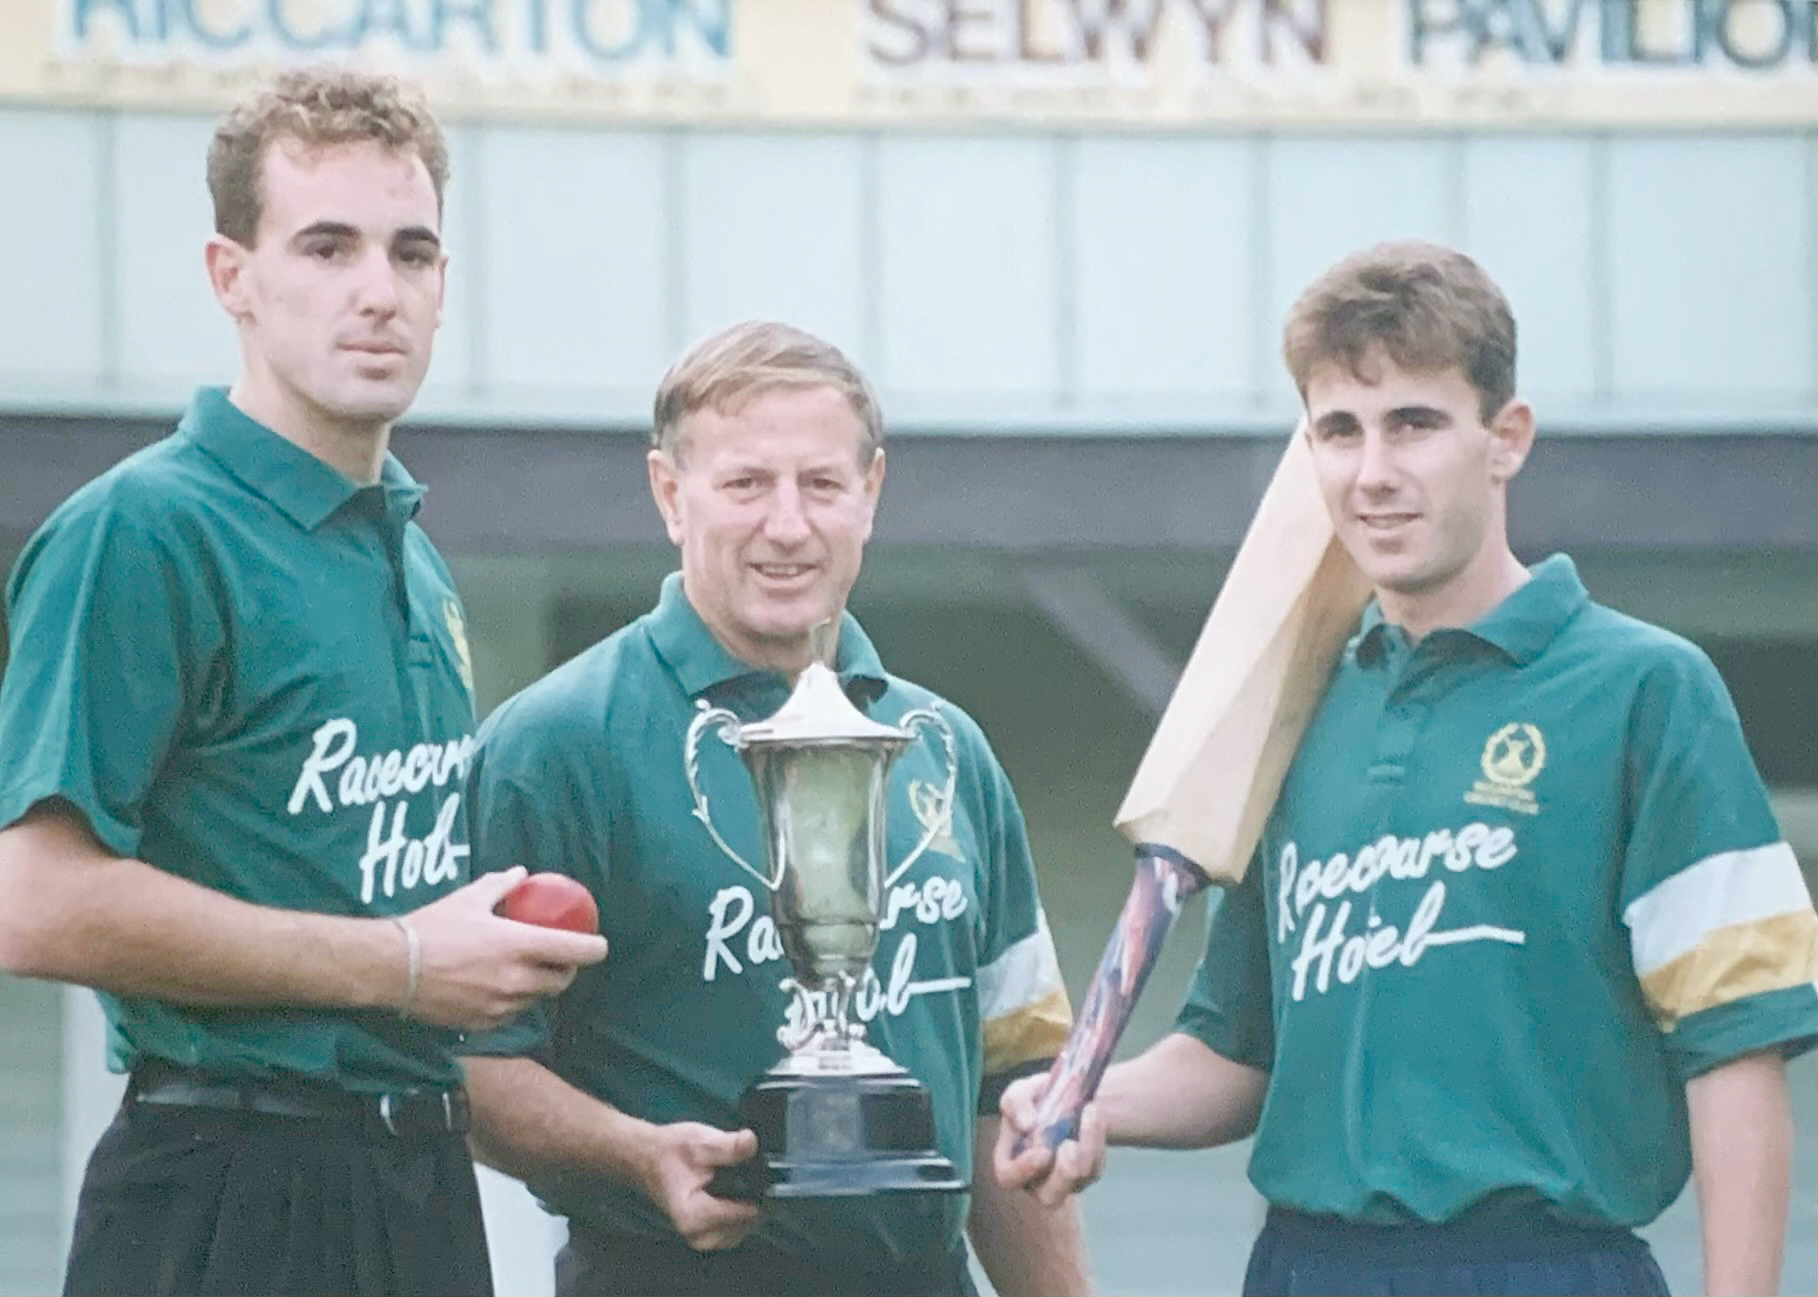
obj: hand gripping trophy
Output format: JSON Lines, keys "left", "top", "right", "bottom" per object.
{"left": 685, "top": 625, "right": 965, "bottom": 1199}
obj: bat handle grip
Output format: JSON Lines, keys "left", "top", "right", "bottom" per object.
{"left": 1013, "top": 844, "right": 1212, "bottom": 1155}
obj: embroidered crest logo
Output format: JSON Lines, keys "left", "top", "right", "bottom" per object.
{"left": 443, "top": 599, "right": 475, "bottom": 696}
{"left": 907, "top": 778, "right": 962, "bottom": 861}
{"left": 1464, "top": 722, "right": 1545, "bottom": 816}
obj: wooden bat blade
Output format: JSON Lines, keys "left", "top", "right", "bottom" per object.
{"left": 1114, "top": 430, "right": 1370, "bottom": 882}
{"left": 1013, "top": 430, "right": 1371, "bottom": 1157}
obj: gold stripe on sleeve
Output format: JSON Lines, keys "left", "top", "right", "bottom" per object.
{"left": 1639, "top": 910, "right": 1818, "bottom": 1031}
{"left": 982, "top": 986, "right": 1073, "bottom": 1075}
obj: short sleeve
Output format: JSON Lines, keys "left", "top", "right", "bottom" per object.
{"left": 1618, "top": 646, "right": 1817, "bottom": 1078}
{"left": 0, "top": 495, "right": 208, "bottom": 857}
{"left": 457, "top": 693, "right": 599, "bottom": 1059}
{"left": 971, "top": 737, "right": 1071, "bottom": 1110}
{"left": 1175, "top": 855, "right": 1275, "bottom": 1071}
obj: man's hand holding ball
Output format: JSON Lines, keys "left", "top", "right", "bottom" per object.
{"left": 499, "top": 872, "right": 600, "bottom": 935}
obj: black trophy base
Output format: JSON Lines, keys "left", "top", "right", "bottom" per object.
{"left": 709, "top": 1064, "right": 964, "bottom": 1201}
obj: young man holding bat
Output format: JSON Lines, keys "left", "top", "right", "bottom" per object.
{"left": 997, "top": 242, "right": 1816, "bottom": 1296}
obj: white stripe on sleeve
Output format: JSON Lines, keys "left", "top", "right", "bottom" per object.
{"left": 977, "top": 916, "right": 1063, "bottom": 1022}
{"left": 1623, "top": 842, "right": 1814, "bottom": 975}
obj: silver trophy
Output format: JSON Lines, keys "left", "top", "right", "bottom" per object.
{"left": 685, "top": 625, "right": 964, "bottom": 1198}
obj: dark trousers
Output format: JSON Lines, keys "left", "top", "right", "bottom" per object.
{"left": 1243, "top": 1207, "right": 1672, "bottom": 1297}
{"left": 64, "top": 1093, "right": 493, "bottom": 1297}
{"left": 557, "top": 1222, "right": 978, "bottom": 1297}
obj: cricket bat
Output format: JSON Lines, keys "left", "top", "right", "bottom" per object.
{"left": 1019, "top": 428, "right": 1371, "bottom": 1151}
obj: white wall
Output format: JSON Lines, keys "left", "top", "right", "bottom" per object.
{"left": 0, "top": 114, "right": 1812, "bottom": 432}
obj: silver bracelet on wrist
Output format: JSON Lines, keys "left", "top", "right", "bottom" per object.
{"left": 389, "top": 916, "right": 421, "bottom": 1016}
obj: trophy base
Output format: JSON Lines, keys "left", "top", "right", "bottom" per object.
{"left": 709, "top": 1056, "right": 964, "bottom": 1201}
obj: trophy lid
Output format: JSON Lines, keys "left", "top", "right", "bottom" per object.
{"left": 738, "top": 622, "right": 909, "bottom": 748}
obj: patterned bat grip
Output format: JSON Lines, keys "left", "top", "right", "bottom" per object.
{"left": 1015, "top": 844, "right": 1213, "bottom": 1153}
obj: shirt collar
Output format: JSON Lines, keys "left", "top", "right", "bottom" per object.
{"left": 180, "top": 386, "right": 425, "bottom": 531}
{"left": 1353, "top": 554, "right": 1587, "bottom": 667}
{"left": 646, "top": 572, "right": 889, "bottom": 705}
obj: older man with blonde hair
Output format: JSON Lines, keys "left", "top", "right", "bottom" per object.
{"left": 460, "top": 321, "right": 1091, "bottom": 1296}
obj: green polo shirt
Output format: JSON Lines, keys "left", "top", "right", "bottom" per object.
{"left": 1179, "top": 554, "right": 1818, "bottom": 1227}
{"left": 462, "top": 574, "right": 1070, "bottom": 1268}
{"left": 0, "top": 387, "right": 479, "bottom": 1090}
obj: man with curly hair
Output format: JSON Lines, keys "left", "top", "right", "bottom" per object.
{"left": 0, "top": 69, "right": 604, "bottom": 1297}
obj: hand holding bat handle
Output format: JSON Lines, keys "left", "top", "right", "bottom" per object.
{"left": 1015, "top": 844, "right": 1213, "bottom": 1153}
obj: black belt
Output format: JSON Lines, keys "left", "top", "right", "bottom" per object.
{"left": 1260, "top": 1206, "right": 1646, "bottom": 1266}
{"left": 128, "top": 1062, "right": 470, "bottom": 1139}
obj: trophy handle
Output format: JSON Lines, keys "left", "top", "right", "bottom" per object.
{"left": 685, "top": 702, "right": 781, "bottom": 892}
{"left": 886, "top": 706, "right": 959, "bottom": 886}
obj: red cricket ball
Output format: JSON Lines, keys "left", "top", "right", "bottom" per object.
{"left": 500, "top": 873, "right": 599, "bottom": 935}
